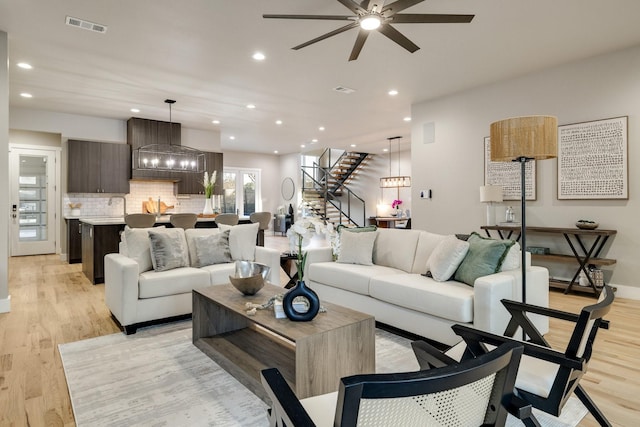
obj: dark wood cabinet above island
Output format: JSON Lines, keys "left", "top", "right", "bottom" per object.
{"left": 128, "top": 117, "right": 181, "bottom": 181}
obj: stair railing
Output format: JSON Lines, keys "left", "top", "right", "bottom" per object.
{"left": 301, "top": 163, "right": 366, "bottom": 226}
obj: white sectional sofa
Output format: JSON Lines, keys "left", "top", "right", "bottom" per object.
{"left": 304, "top": 228, "right": 549, "bottom": 346}
{"left": 104, "top": 223, "right": 281, "bottom": 334}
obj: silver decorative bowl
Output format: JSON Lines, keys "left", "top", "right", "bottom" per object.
{"left": 229, "top": 261, "right": 270, "bottom": 295}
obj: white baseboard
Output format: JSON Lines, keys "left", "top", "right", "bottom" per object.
{"left": 610, "top": 283, "right": 640, "bottom": 300}
{"left": 60, "top": 253, "right": 68, "bottom": 262}
{"left": 0, "top": 295, "right": 11, "bottom": 313}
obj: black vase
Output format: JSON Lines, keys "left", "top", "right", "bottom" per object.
{"left": 282, "top": 280, "right": 320, "bottom": 322}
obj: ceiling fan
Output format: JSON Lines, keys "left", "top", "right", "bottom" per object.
{"left": 263, "top": 0, "right": 474, "bottom": 61}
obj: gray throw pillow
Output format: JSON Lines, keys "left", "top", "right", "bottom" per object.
{"left": 192, "top": 230, "right": 232, "bottom": 267}
{"left": 148, "top": 228, "right": 189, "bottom": 272}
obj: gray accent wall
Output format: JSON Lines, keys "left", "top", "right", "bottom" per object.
{"left": 410, "top": 44, "right": 640, "bottom": 298}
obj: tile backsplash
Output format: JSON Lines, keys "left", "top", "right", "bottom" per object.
{"left": 64, "top": 181, "right": 208, "bottom": 217}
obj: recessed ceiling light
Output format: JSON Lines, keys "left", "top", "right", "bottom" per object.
{"left": 274, "top": 150, "right": 279, "bottom": 154}
{"left": 275, "top": 120, "right": 283, "bottom": 125}
{"left": 311, "top": 139, "right": 318, "bottom": 143}
{"left": 403, "top": 117, "right": 412, "bottom": 122}
{"left": 229, "top": 136, "right": 236, "bottom": 140}
{"left": 383, "top": 148, "right": 389, "bottom": 152}
{"left": 318, "top": 126, "right": 325, "bottom": 131}
{"left": 130, "top": 108, "right": 140, "bottom": 113}
{"left": 212, "top": 120, "right": 220, "bottom": 124}
{"left": 20, "top": 92, "right": 33, "bottom": 98}
{"left": 300, "top": 144, "right": 306, "bottom": 148}
{"left": 246, "top": 104, "right": 256, "bottom": 109}
{"left": 388, "top": 90, "right": 398, "bottom": 96}
{"left": 252, "top": 52, "right": 266, "bottom": 61}
{"left": 350, "top": 144, "right": 356, "bottom": 147}
{"left": 17, "top": 62, "right": 32, "bottom": 69}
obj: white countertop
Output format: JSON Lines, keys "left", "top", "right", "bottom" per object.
{"left": 68, "top": 215, "right": 250, "bottom": 225}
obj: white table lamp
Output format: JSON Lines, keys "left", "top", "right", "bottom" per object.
{"left": 479, "top": 185, "right": 503, "bottom": 225}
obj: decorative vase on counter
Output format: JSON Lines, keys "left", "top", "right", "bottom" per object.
{"left": 203, "top": 197, "right": 214, "bottom": 215}
{"left": 282, "top": 280, "right": 320, "bottom": 322}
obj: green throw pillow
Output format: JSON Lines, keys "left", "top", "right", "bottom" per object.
{"left": 336, "top": 224, "right": 377, "bottom": 233}
{"left": 454, "top": 232, "right": 515, "bottom": 286}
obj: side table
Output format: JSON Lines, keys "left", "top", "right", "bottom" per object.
{"left": 280, "top": 252, "right": 299, "bottom": 288}
{"left": 481, "top": 225, "right": 617, "bottom": 296}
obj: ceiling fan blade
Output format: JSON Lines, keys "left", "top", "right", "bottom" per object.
{"left": 263, "top": 14, "right": 355, "bottom": 21}
{"left": 392, "top": 13, "right": 475, "bottom": 23}
{"left": 337, "top": 0, "right": 368, "bottom": 14}
{"left": 292, "top": 22, "right": 360, "bottom": 50}
{"left": 382, "top": 0, "right": 425, "bottom": 15}
{"left": 348, "top": 29, "right": 370, "bottom": 61}
{"left": 377, "top": 24, "right": 420, "bottom": 53}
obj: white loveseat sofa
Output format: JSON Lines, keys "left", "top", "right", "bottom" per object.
{"left": 105, "top": 223, "right": 281, "bottom": 334}
{"left": 304, "top": 228, "right": 549, "bottom": 346}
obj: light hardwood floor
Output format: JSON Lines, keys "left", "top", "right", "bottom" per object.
{"left": 0, "top": 235, "right": 638, "bottom": 426}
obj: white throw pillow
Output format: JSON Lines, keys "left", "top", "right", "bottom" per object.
{"left": 500, "top": 241, "right": 521, "bottom": 271}
{"left": 185, "top": 228, "right": 221, "bottom": 266}
{"left": 218, "top": 222, "right": 259, "bottom": 260}
{"left": 148, "top": 228, "right": 189, "bottom": 272}
{"left": 337, "top": 229, "right": 377, "bottom": 265}
{"left": 122, "top": 225, "right": 165, "bottom": 273}
{"left": 427, "top": 235, "right": 470, "bottom": 282}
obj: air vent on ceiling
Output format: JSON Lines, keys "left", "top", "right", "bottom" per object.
{"left": 65, "top": 16, "right": 107, "bottom": 34}
{"left": 333, "top": 86, "right": 356, "bottom": 94}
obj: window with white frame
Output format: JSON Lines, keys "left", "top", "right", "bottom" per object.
{"left": 222, "top": 168, "right": 261, "bottom": 216}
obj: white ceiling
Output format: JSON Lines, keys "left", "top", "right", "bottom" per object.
{"left": 2, "top": 0, "right": 640, "bottom": 155}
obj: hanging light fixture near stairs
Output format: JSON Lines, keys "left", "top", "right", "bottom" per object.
{"left": 380, "top": 136, "right": 411, "bottom": 188}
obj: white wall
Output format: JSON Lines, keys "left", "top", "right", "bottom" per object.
{"left": 279, "top": 153, "right": 301, "bottom": 218}
{"left": 222, "top": 150, "right": 281, "bottom": 218}
{"left": 410, "top": 44, "right": 640, "bottom": 297}
{"left": 11, "top": 107, "right": 126, "bottom": 143}
{"left": 0, "top": 31, "right": 9, "bottom": 312}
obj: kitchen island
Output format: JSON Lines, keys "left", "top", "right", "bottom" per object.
{"left": 76, "top": 215, "right": 250, "bottom": 284}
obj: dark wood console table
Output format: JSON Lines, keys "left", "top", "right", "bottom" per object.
{"left": 481, "top": 225, "right": 617, "bottom": 296}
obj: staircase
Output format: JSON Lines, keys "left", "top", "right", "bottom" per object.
{"left": 301, "top": 149, "right": 371, "bottom": 227}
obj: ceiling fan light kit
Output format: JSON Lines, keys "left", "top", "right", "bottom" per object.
{"left": 360, "top": 14, "right": 382, "bottom": 30}
{"left": 263, "top": 0, "right": 474, "bottom": 61}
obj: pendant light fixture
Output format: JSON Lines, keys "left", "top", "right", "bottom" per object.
{"left": 379, "top": 136, "right": 411, "bottom": 188}
{"left": 134, "top": 99, "right": 205, "bottom": 173}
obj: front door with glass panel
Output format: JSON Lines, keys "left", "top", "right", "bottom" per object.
{"left": 9, "top": 148, "right": 57, "bottom": 256}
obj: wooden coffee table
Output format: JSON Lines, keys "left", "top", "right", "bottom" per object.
{"left": 192, "top": 283, "right": 375, "bottom": 401}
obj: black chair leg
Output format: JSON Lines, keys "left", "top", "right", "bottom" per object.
{"left": 574, "top": 385, "right": 612, "bottom": 427}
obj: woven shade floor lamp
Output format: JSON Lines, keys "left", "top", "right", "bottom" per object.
{"left": 490, "top": 116, "right": 557, "bottom": 306}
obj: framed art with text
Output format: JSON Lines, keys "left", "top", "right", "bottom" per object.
{"left": 558, "top": 116, "right": 628, "bottom": 200}
{"left": 484, "top": 137, "right": 536, "bottom": 201}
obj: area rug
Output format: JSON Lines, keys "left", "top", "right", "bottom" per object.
{"left": 59, "top": 322, "right": 587, "bottom": 426}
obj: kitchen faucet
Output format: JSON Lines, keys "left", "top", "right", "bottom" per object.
{"left": 108, "top": 195, "right": 127, "bottom": 217}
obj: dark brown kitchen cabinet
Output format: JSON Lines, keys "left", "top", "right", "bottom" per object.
{"left": 66, "top": 218, "right": 82, "bottom": 264}
{"left": 81, "top": 222, "right": 124, "bottom": 284}
{"left": 68, "top": 140, "right": 130, "bottom": 193}
{"left": 176, "top": 151, "right": 223, "bottom": 195}
{"left": 128, "top": 117, "right": 181, "bottom": 180}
